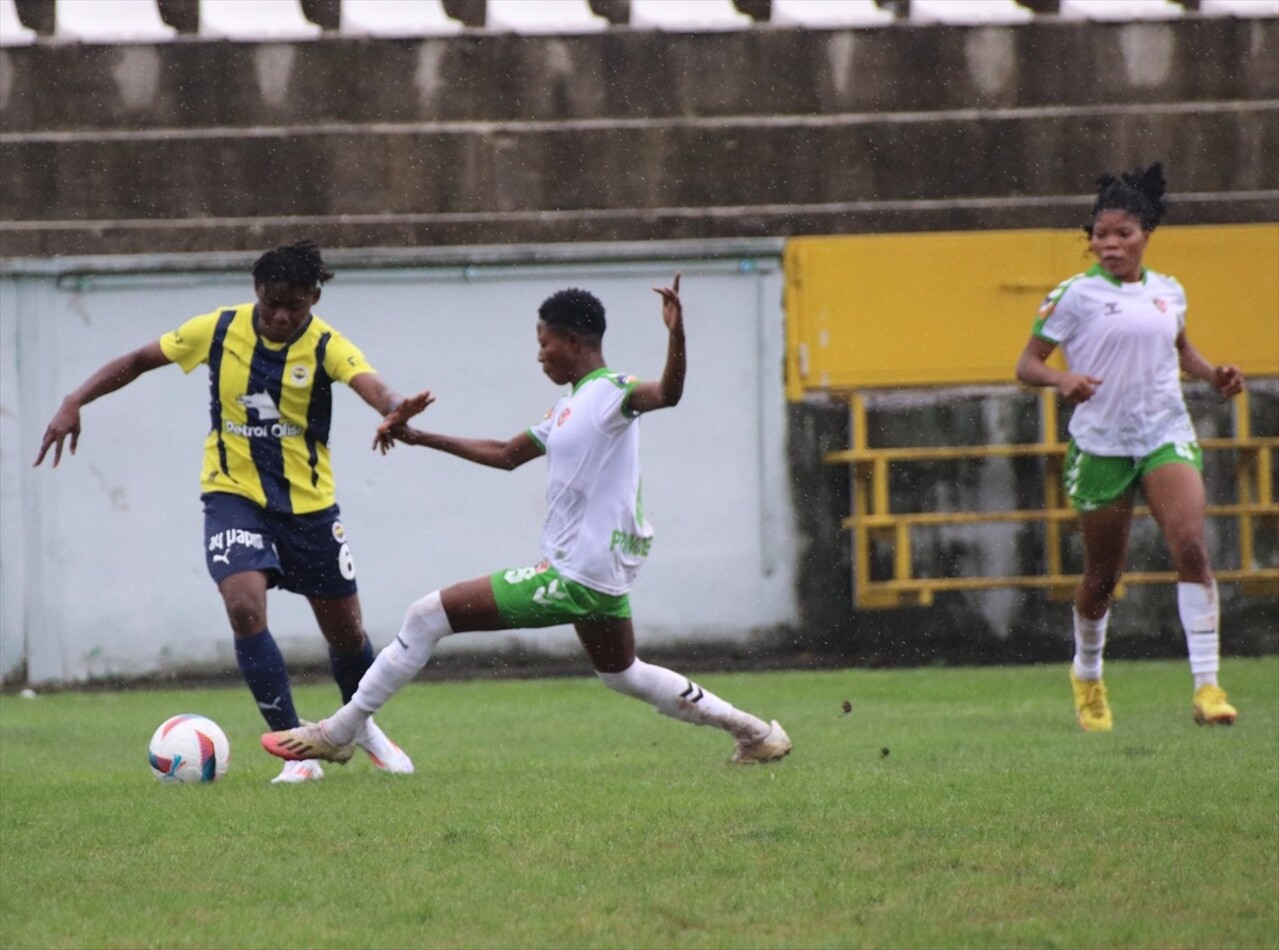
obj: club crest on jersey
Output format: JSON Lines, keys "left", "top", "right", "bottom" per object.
{"left": 557, "top": 407, "right": 572, "bottom": 426}
{"left": 289, "top": 364, "right": 311, "bottom": 385}
{"left": 1152, "top": 298, "right": 1168, "bottom": 313}
{"left": 331, "top": 521, "right": 346, "bottom": 543}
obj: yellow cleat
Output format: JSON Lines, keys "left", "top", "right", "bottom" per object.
{"left": 1193, "top": 684, "right": 1237, "bottom": 726}
{"left": 1070, "top": 670, "right": 1113, "bottom": 732}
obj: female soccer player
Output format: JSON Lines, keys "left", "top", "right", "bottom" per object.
{"left": 35, "top": 241, "right": 419, "bottom": 782}
{"left": 261, "top": 275, "right": 792, "bottom": 768}
{"left": 1015, "top": 163, "right": 1245, "bottom": 732}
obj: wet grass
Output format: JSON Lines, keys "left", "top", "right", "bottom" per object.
{"left": 1, "top": 657, "right": 1276, "bottom": 949}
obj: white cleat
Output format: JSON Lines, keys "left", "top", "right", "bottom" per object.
{"left": 356, "top": 719, "right": 415, "bottom": 774}
{"left": 731, "top": 720, "right": 792, "bottom": 765}
{"left": 270, "top": 759, "right": 325, "bottom": 784}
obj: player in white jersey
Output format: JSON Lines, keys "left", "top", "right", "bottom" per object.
{"left": 1016, "top": 163, "right": 1245, "bottom": 731}
{"left": 261, "top": 275, "right": 792, "bottom": 769}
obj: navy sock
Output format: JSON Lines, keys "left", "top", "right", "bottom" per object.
{"left": 329, "top": 638, "right": 375, "bottom": 705}
{"left": 234, "top": 629, "right": 300, "bottom": 730}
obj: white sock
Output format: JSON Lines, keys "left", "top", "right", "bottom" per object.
{"left": 1178, "top": 580, "right": 1220, "bottom": 689}
{"left": 596, "top": 659, "right": 769, "bottom": 742}
{"left": 1071, "top": 607, "right": 1109, "bottom": 681}
{"left": 325, "top": 591, "right": 453, "bottom": 745}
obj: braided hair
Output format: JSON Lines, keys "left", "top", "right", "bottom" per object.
{"left": 539, "top": 288, "right": 606, "bottom": 340}
{"left": 1087, "top": 162, "right": 1168, "bottom": 234}
{"left": 251, "top": 240, "right": 334, "bottom": 288}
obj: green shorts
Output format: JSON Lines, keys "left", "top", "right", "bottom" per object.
{"left": 490, "top": 560, "right": 631, "bottom": 627}
{"left": 1064, "top": 440, "right": 1203, "bottom": 513}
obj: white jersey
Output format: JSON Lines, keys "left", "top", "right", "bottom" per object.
{"left": 1033, "top": 264, "right": 1197, "bottom": 457}
{"left": 527, "top": 368, "right": 653, "bottom": 595}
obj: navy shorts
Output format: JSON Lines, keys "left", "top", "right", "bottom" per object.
{"left": 201, "top": 492, "right": 358, "bottom": 599}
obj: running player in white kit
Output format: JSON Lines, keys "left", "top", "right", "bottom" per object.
{"left": 1015, "top": 163, "right": 1245, "bottom": 732}
{"left": 261, "top": 274, "right": 791, "bottom": 767}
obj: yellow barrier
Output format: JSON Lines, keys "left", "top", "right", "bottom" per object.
{"left": 787, "top": 225, "right": 1279, "bottom": 608}
{"left": 829, "top": 389, "right": 1278, "bottom": 609}
{"left": 785, "top": 224, "right": 1279, "bottom": 398}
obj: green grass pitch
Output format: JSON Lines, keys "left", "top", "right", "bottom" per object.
{"left": 1, "top": 658, "right": 1276, "bottom": 949}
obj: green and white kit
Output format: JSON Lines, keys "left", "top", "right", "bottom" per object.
{"left": 491, "top": 367, "right": 653, "bottom": 624}
{"left": 1035, "top": 263, "right": 1197, "bottom": 457}
{"left": 1035, "top": 264, "right": 1203, "bottom": 511}
{"left": 1064, "top": 440, "right": 1203, "bottom": 512}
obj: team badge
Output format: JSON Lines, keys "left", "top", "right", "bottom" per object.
{"left": 332, "top": 521, "right": 346, "bottom": 542}
{"left": 1153, "top": 298, "right": 1167, "bottom": 313}
{"left": 557, "top": 407, "right": 572, "bottom": 426}
{"left": 289, "top": 364, "right": 310, "bottom": 385}
{"left": 1037, "top": 287, "right": 1064, "bottom": 318}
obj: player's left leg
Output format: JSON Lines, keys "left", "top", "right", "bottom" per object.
{"left": 267, "top": 504, "right": 412, "bottom": 768}
{"left": 309, "top": 593, "right": 414, "bottom": 772}
{"left": 1142, "top": 455, "right": 1237, "bottom": 724}
{"left": 263, "top": 576, "right": 501, "bottom": 762}
{"left": 577, "top": 617, "right": 791, "bottom": 764}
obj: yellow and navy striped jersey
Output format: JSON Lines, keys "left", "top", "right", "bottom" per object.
{"left": 159, "top": 304, "right": 375, "bottom": 514}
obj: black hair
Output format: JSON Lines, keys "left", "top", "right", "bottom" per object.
{"left": 1087, "top": 162, "right": 1168, "bottom": 234}
{"left": 538, "top": 288, "right": 606, "bottom": 339}
{"left": 251, "top": 240, "right": 334, "bottom": 288}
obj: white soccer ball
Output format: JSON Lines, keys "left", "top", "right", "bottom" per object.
{"left": 148, "top": 714, "right": 230, "bottom": 784}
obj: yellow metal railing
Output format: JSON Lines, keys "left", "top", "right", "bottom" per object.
{"left": 826, "top": 388, "right": 1279, "bottom": 609}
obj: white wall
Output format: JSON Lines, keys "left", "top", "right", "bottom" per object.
{"left": 0, "top": 254, "right": 796, "bottom": 684}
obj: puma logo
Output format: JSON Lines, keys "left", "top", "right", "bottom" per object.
{"left": 257, "top": 696, "right": 285, "bottom": 712}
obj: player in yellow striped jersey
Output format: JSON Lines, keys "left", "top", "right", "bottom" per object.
{"left": 35, "top": 241, "right": 424, "bottom": 782}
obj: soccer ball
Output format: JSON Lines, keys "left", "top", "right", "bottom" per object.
{"left": 148, "top": 714, "right": 230, "bottom": 784}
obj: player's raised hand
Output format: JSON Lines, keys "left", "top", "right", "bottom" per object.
{"left": 652, "top": 272, "right": 683, "bottom": 335}
{"left": 1213, "top": 364, "right": 1245, "bottom": 399}
{"left": 373, "top": 390, "right": 434, "bottom": 454}
{"left": 34, "top": 402, "right": 82, "bottom": 468}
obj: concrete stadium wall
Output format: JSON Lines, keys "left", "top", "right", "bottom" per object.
{"left": 1, "top": 15, "right": 1275, "bottom": 257}
{"left": 0, "top": 252, "right": 795, "bottom": 684}
{"left": 2, "top": 13, "right": 1277, "bottom": 681}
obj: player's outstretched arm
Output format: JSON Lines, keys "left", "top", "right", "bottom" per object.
{"left": 359, "top": 381, "right": 434, "bottom": 453}
{"left": 391, "top": 428, "right": 543, "bottom": 471}
{"left": 34, "top": 341, "right": 171, "bottom": 467}
{"left": 629, "top": 272, "right": 685, "bottom": 415}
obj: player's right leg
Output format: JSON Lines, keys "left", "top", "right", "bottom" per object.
{"left": 577, "top": 617, "right": 791, "bottom": 764}
{"left": 204, "top": 495, "right": 320, "bottom": 782}
{"left": 1066, "top": 447, "right": 1136, "bottom": 733}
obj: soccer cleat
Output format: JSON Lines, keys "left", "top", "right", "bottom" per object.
{"left": 731, "top": 720, "right": 792, "bottom": 764}
{"left": 270, "top": 759, "right": 324, "bottom": 784}
{"left": 356, "top": 719, "right": 415, "bottom": 774}
{"left": 1193, "top": 684, "right": 1237, "bottom": 726}
{"left": 261, "top": 720, "right": 356, "bottom": 764}
{"left": 1070, "top": 669, "right": 1114, "bottom": 732}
